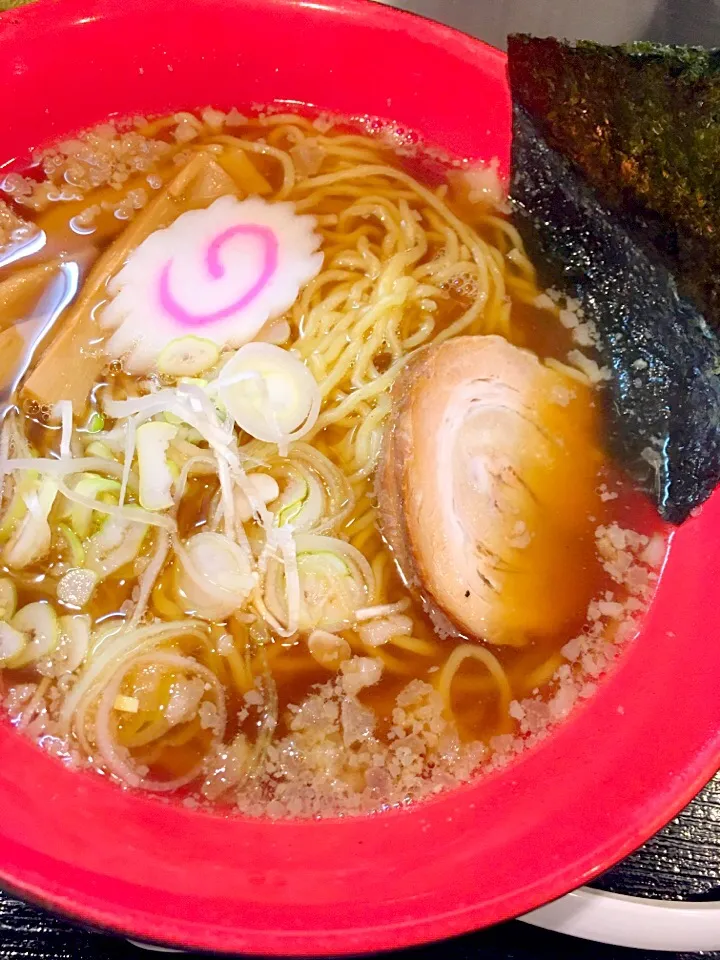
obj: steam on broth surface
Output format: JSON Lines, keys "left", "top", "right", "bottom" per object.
{"left": 0, "top": 109, "right": 663, "bottom": 816}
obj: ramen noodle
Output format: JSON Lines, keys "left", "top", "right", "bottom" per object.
{"left": 0, "top": 109, "right": 663, "bottom": 817}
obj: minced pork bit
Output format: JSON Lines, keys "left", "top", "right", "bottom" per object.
{"left": 225, "top": 674, "right": 486, "bottom": 819}
{"left": 2, "top": 123, "right": 172, "bottom": 212}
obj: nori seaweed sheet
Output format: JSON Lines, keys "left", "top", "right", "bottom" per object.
{"left": 507, "top": 35, "right": 720, "bottom": 328}
{"left": 511, "top": 103, "right": 720, "bottom": 523}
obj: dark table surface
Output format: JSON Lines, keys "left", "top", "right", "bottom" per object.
{"left": 1, "top": 0, "right": 720, "bottom": 957}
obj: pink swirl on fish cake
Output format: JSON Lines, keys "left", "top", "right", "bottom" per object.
{"left": 158, "top": 223, "right": 279, "bottom": 326}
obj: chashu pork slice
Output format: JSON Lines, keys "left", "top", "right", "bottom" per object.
{"left": 376, "top": 335, "right": 603, "bottom": 646}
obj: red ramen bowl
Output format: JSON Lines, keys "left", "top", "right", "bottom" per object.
{"left": 0, "top": 0, "right": 719, "bottom": 954}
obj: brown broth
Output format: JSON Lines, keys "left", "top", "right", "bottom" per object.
{"left": 0, "top": 109, "right": 664, "bottom": 808}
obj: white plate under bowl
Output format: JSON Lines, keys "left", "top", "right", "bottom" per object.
{"left": 521, "top": 887, "right": 720, "bottom": 952}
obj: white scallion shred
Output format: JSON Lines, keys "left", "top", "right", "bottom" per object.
{"left": 56, "top": 477, "right": 174, "bottom": 530}
{"left": 129, "top": 528, "right": 170, "bottom": 627}
{"left": 119, "top": 417, "right": 136, "bottom": 508}
{"left": 0, "top": 456, "right": 125, "bottom": 477}
{"left": 58, "top": 400, "right": 73, "bottom": 460}
{"left": 355, "top": 598, "right": 411, "bottom": 621}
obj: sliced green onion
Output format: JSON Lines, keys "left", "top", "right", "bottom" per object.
{"left": 175, "top": 532, "right": 255, "bottom": 621}
{"left": 0, "top": 578, "right": 18, "bottom": 621}
{"left": 53, "top": 614, "right": 91, "bottom": 674}
{"left": 178, "top": 377, "right": 209, "bottom": 388}
{"left": 3, "top": 477, "right": 58, "bottom": 570}
{"left": 85, "top": 517, "right": 148, "bottom": 578}
{"left": 0, "top": 470, "right": 39, "bottom": 544}
{"left": 86, "top": 412, "right": 105, "bottom": 434}
{"left": 158, "top": 336, "right": 220, "bottom": 378}
{"left": 263, "top": 534, "right": 374, "bottom": 633}
{"left": 277, "top": 496, "right": 304, "bottom": 527}
{"left": 216, "top": 343, "right": 320, "bottom": 450}
{"left": 85, "top": 441, "right": 116, "bottom": 460}
{"left": 0, "top": 622, "right": 27, "bottom": 666}
{"left": 58, "top": 522, "right": 86, "bottom": 566}
{"left": 10, "top": 600, "right": 59, "bottom": 668}
{"left": 57, "top": 477, "right": 173, "bottom": 531}
{"left": 277, "top": 473, "right": 315, "bottom": 527}
{"left": 136, "top": 421, "right": 178, "bottom": 511}
{"left": 235, "top": 473, "right": 280, "bottom": 523}
{"left": 247, "top": 443, "right": 353, "bottom": 534}
{"left": 68, "top": 474, "right": 122, "bottom": 538}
